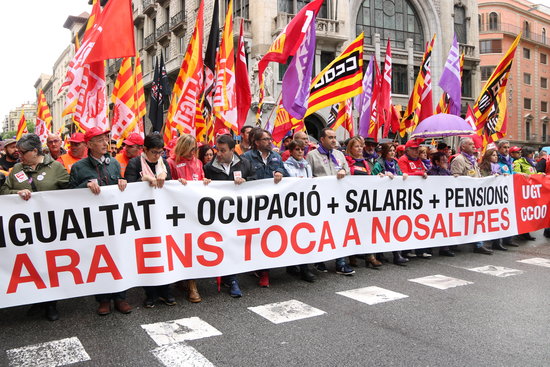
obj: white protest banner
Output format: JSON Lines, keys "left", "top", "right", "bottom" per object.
{"left": 0, "top": 174, "right": 549, "bottom": 308}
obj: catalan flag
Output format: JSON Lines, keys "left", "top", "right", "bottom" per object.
{"left": 166, "top": 0, "right": 204, "bottom": 140}
{"left": 305, "top": 34, "right": 363, "bottom": 116}
{"left": 214, "top": 0, "right": 238, "bottom": 133}
{"left": 400, "top": 35, "right": 436, "bottom": 136}
{"left": 273, "top": 99, "right": 298, "bottom": 143}
{"left": 16, "top": 110, "right": 28, "bottom": 140}
{"left": 330, "top": 99, "right": 354, "bottom": 137}
{"left": 111, "top": 57, "right": 138, "bottom": 146}
{"left": 473, "top": 34, "right": 520, "bottom": 135}
{"left": 134, "top": 52, "right": 146, "bottom": 136}
{"left": 36, "top": 89, "right": 53, "bottom": 145}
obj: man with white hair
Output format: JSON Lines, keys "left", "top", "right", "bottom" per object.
{"left": 450, "top": 137, "right": 494, "bottom": 254}
{"left": 46, "top": 133, "right": 66, "bottom": 160}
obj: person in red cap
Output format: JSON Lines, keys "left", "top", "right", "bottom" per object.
{"left": 509, "top": 146, "right": 522, "bottom": 161}
{"left": 115, "top": 133, "right": 144, "bottom": 176}
{"left": 57, "top": 133, "right": 87, "bottom": 173}
{"left": 398, "top": 139, "right": 428, "bottom": 177}
{"left": 69, "top": 127, "right": 131, "bottom": 316}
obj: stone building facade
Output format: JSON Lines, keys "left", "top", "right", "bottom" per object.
{"left": 479, "top": 0, "right": 550, "bottom": 147}
{"left": 4, "top": 104, "right": 37, "bottom": 134}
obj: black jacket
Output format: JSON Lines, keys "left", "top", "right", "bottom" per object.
{"left": 204, "top": 154, "right": 255, "bottom": 181}
{"left": 125, "top": 156, "right": 171, "bottom": 183}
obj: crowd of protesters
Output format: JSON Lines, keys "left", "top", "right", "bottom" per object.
{"left": 0, "top": 127, "right": 549, "bottom": 322}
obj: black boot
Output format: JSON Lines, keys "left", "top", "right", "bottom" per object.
{"left": 393, "top": 251, "right": 408, "bottom": 266}
{"left": 544, "top": 228, "right": 550, "bottom": 238}
{"left": 300, "top": 265, "right": 316, "bottom": 283}
{"left": 491, "top": 241, "right": 508, "bottom": 251}
{"left": 45, "top": 301, "right": 59, "bottom": 321}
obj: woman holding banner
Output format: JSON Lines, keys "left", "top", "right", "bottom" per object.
{"left": 1, "top": 134, "right": 70, "bottom": 321}
{"left": 371, "top": 142, "right": 409, "bottom": 266}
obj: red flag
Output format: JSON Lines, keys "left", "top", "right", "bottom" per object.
{"left": 418, "top": 53, "right": 434, "bottom": 123}
{"left": 390, "top": 105, "right": 401, "bottom": 134}
{"left": 85, "top": 0, "right": 136, "bottom": 64}
{"left": 368, "top": 57, "right": 382, "bottom": 140}
{"left": 235, "top": 19, "right": 252, "bottom": 130}
{"left": 380, "top": 39, "right": 392, "bottom": 138}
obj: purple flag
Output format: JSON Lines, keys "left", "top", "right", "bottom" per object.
{"left": 282, "top": 15, "right": 316, "bottom": 119}
{"left": 356, "top": 56, "right": 374, "bottom": 137}
{"left": 439, "top": 35, "right": 461, "bottom": 116}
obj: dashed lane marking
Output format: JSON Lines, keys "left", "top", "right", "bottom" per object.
{"left": 6, "top": 337, "right": 91, "bottom": 367}
{"left": 141, "top": 317, "right": 222, "bottom": 346}
{"left": 408, "top": 274, "right": 473, "bottom": 290}
{"left": 248, "top": 299, "right": 326, "bottom": 324}
{"left": 336, "top": 286, "right": 408, "bottom": 305}
{"left": 466, "top": 265, "right": 523, "bottom": 277}
{"left": 517, "top": 257, "right": 550, "bottom": 268}
{"left": 151, "top": 342, "right": 215, "bottom": 367}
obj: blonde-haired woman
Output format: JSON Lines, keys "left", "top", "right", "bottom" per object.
{"left": 167, "top": 134, "right": 210, "bottom": 303}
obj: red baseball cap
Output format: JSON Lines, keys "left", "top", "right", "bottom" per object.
{"left": 69, "top": 133, "right": 85, "bottom": 143}
{"left": 216, "top": 128, "right": 231, "bottom": 137}
{"left": 84, "top": 127, "right": 110, "bottom": 142}
{"left": 397, "top": 145, "right": 406, "bottom": 152}
{"left": 405, "top": 139, "right": 424, "bottom": 148}
{"left": 509, "top": 146, "right": 521, "bottom": 153}
{"left": 123, "top": 133, "right": 144, "bottom": 146}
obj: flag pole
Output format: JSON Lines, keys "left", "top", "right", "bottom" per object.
{"left": 263, "top": 89, "right": 283, "bottom": 128}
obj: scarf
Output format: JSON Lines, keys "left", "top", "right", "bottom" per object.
{"left": 286, "top": 156, "right": 308, "bottom": 170}
{"left": 462, "top": 152, "right": 477, "bottom": 167}
{"left": 317, "top": 145, "right": 341, "bottom": 169}
{"left": 498, "top": 153, "right": 513, "bottom": 167}
{"left": 140, "top": 152, "right": 167, "bottom": 179}
{"left": 490, "top": 162, "right": 502, "bottom": 175}
{"left": 422, "top": 159, "right": 432, "bottom": 170}
{"left": 384, "top": 159, "right": 397, "bottom": 175}
{"left": 364, "top": 151, "right": 379, "bottom": 160}
{"left": 526, "top": 157, "right": 536, "bottom": 167}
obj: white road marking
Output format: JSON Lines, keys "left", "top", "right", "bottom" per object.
{"left": 7, "top": 337, "right": 90, "bottom": 367}
{"left": 248, "top": 299, "right": 326, "bottom": 324}
{"left": 151, "top": 342, "right": 215, "bottom": 367}
{"left": 517, "top": 257, "right": 550, "bottom": 268}
{"left": 141, "top": 317, "right": 222, "bottom": 346}
{"left": 467, "top": 265, "right": 523, "bottom": 277}
{"left": 336, "top": 286, "right": 408, "bottom": 305}
{"left": 409, "top": 274, "right": 473, "bottom": 290}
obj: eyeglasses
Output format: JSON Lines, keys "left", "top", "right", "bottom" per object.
{"left": 148, "top": 150, "right": 164, "bottom": 155}
{"left": 260, "top": 137, "right": 273, "bottom": 141}
{"left": 17, "top": 149, "right": 29, "bottom": 155}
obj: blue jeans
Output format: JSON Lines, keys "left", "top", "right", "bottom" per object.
{"left": 95, "top": 291, "right": 126, "bottom": 303}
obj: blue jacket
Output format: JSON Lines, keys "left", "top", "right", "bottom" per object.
{"left": 497, "top": 153, "right": 516, "bottom": 175}
{"left": 243, "top": 149, "right": 289, "bottom": 180}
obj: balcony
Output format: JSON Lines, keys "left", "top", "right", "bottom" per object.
{"left": 234, "top": 17, "right": 251, "bottom": 38}
{"left": 144, "top": 33, "right": 156, "bottom": 51}
{"left": 170, "top": 10, "right": 186, "bottom": 36}
{"left": 459, "top": 43, "right": 476, "bottom": 58}
{"left": 156, "top": 22, "right": 170, "bottom": 43}
{"left": 142, "top": 0, "right": 156, "bottom": 15}
{"left": 480, "top": 23, "right": 548, "bottom": 45}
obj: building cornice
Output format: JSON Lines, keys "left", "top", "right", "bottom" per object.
{"left": 479, "top": 2, "right": 550, "bottom": 24}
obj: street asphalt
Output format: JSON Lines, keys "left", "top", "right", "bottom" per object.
{"left": 1, "top": 230, "right": 549, "bottom": 367}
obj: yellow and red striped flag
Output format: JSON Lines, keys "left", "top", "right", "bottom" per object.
{"left": 213, "top": 0, "right": 238, "bottom": 133}
{"left": 111, "top": 57, "right": 138, "bottom": 146}
{"left": 36, "top": 89, "right": 53, "bottom": 145}
{"left": 134, "top": 52, "right": 146, "bottom": 136}
{"left": 165, "top": 0, "right": 204, "bottom": 142}
{"left": 16, "top": 110, "right": 28, "bottom": 140}
{"left": 330, "top": 98, "right": 354, "bottom": 137}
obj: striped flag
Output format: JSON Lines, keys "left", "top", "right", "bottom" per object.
{"left": 214, "top": 0, "right": 238, "bottom": 133}
{"left": 167, "top": 0, "right": 204, "bottom": 138}
{"left": 368, "top": 59, "right": 382, "bottom": 139}
{"left": 235, "top": 18, "right": 252, "bottom": 130}
{"left": 305, "top": 34, "right": 363, "bottom": 117}
{"left": 330, "top": 99, "right": 354, "bottom": 136}
{"left": 400, "top": 35, "right": 436, "bottom": 136}
{"left": 111, "top": 57, "right": 138, "bottom": 146}
{"left": 134, "top": 52, "right": 146, "bottom": 136}
{"left": 16, "top": 111, "right": 28, "bottom": 140}
{"left": 272, "top": 99, "right": 303, "bottom": 143}
{"left": 36, "top": 89, "right": 53, "bottom": 145}
{"left": 326, "top": 103, "right": 339, "bottom": 129}
{"left": 380, "top": 39, "right": 393, "bottom": 138}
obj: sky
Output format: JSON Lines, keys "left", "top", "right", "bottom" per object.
{"left": 3, "top": 0, "right": 550, "bottom": 122}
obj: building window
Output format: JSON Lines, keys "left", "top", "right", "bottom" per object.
{"left": 478, "top": 14, "right": 482, "bottom": 30}
{"left": 523, "top": 47, "right": 531, "bottom": 59}
{"left": 232, "top": 0, "right": 249, "bottom": 18}
{"left": 542, "top": 101, "right": 548, "bottom": 112}
{"left": 480, "top": 39, "right": 502, "bottom": 53}
{"left": 279, "top": 56, "right": 292, "bottom": 81}
{"left": 542, "top": 53, "right": 548, "bottom": 64}
{"left": 392, "top": 64, "right": 408, "bottom": 95}
{"left": 543, "top": 123, "right": 548, "bottom": 142}
{"left": 462, "top": 69, "right": 472, "bottom": 98}
{"left": 489, "top": 12, "right": 499, "bottom": 30}
{"left": 543, "top": 28, "right": 547, "bottom": 44}
{"left": 481, "top": 66, "right": 494, "bottom": 80}
{"left": 454, "top": 5, "right": 467, "bottom": 44}
{"left": 355, "top": 0, "right": 425, "bottom": 52}
{"left": 320, "top": 51, "right": 335, "bottom": 70}
{"left": 542, "top": 77, "right": 548, "bottom": 89}
{"left": 526, "top": 119, "right": 531, "bottom": 140}
{"left": 524, "top": 73, "right": 531, "bottom": 85}
{"left": 524, "top": 98, "right": 532, "bottom": 110}
{"left": 523, "top": 21, "right": 530, "bottom": 39}
{"left": 278, "top": 0, "right": 327, "bottom": 18}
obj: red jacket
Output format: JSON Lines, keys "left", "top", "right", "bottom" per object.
{"left": 398, "top": 154, "right": 426, "bottom": 175}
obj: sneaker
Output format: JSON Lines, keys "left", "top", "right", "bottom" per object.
{"left": 258, "top": 271, "right": 270, "bottom": 288}
{"left": 314, "top": 262, "right": 328, "bottom": 273}
{"left": 159, "top": 296, "right": 177, "bottom": 306}
{"left": 228, "top": 280, "right": 242, "bottom": 298}
{"left": 404, "top": 252, "right": 417, "bottom": 258}
{"left": 143, "top": 298, "right": 156, "bottom": 308}
{"left": 335, "top": 264, "right": 355, "bottom": 276}
{"left": 417, "top": 252, "right": 432, "bottom": 258}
